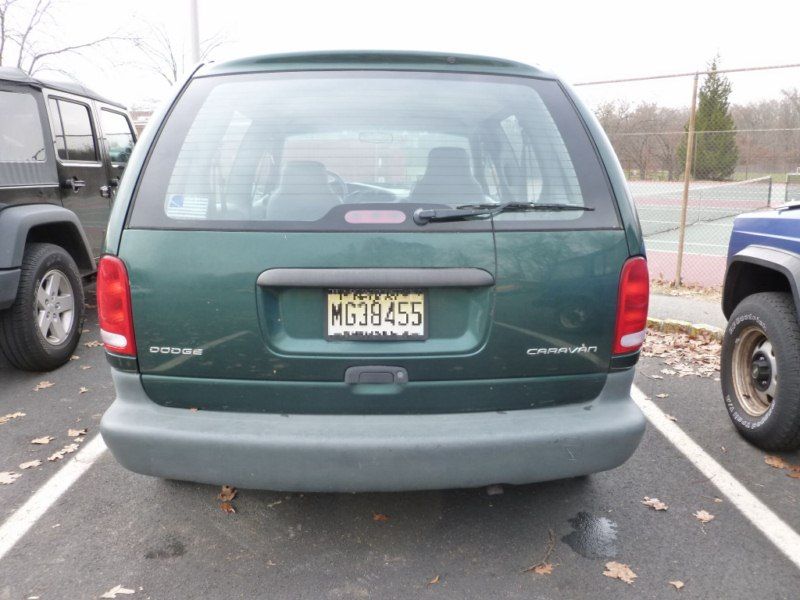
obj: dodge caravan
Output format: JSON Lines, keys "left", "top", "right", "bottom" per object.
{"left": 99, "top": 52, "right": 649, "bottom": 491}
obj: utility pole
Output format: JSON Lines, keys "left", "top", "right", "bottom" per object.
{"left": 189, "top": 0, "right": 201, "bottom": 64}
{"left": 674, "top": 72, "right": 699, "bottom": 287}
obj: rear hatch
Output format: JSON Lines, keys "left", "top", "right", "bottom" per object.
{"left": 121, "top": 69, "right": 627, "bottom": 414}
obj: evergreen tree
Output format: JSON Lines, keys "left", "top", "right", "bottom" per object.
{"left": 677, "top": 57, "right": 739, "bottom": 180}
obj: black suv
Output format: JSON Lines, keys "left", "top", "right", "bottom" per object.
{"left": 0, "top": 67, "right": 136, "bottom": 371}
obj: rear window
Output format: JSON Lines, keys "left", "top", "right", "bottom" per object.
{"left": 0, "top": 90, "right": 46, "bottom": 162}
{"left": 130, "top": 71, "right": 618, "bottom": 231}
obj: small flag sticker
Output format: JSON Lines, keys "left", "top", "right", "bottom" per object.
{"left": 165, "top": 195, "right": 208, "bottom": 220}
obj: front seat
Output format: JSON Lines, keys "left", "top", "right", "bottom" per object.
{"left": 408, "top": 146, "right": 486, "bottom": 205}
{"left": 265, "top": 160, "right": 341, "bottom": 221}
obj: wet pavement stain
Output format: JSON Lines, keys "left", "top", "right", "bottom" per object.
{"left": 562, "top": 511, "right": 619, "bottom": 558}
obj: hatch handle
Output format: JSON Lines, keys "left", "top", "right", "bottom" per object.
{"left": 345, "top": 366, "right": 408, "bottom": 385}
{"left": 258, "top": 268, "right": 494, "bottom": 288}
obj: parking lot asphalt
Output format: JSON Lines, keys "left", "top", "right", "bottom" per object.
{"left": 1, "top": 309, "right": 799, "bottom": 599}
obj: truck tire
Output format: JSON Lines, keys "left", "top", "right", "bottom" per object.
{"left": 721, "top": 292, "right": 800, "bottom": 450}
{"left": 0, "top": 243, "right": 85, "bottom": 371}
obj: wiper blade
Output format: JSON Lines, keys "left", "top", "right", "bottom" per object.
{"left": 413, "top": 202, "right": 593, "bottom": 224}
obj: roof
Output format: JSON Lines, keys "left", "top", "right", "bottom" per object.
{"left": 198, "top": 50, "right": 555, "bottom": 80}
{"left": 0, "top": 67, "right": 127, "bottom": 109}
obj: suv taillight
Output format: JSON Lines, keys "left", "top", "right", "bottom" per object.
{"left": 613, "top": 257, "right": 649, "bottom": 355}
{"left": 97, "top": 255, "right": 136, "bottom": 356}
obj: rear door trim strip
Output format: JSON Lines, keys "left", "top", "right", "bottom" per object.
{"left": 257, "top": 268, "right": 495, "bottom": 288}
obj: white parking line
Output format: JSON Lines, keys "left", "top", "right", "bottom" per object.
{"left": 632, "top": 385, "right": 800, "bottom": 570}
{"left": 0, "top": 434, "right": 107, "bottom": 561}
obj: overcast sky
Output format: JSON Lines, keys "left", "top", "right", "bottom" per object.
{"left": 46, "top": 0, "right": 800, "bottom": 110}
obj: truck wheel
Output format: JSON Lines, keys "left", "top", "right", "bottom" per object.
{"left": 721, "top": 292, "right": 800, "bottom": 450}
{"left": 0, "top": 243, "right": 85, "bottom": 371}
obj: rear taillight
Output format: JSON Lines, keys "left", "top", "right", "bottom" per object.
{"left": 613, "top": 257, "right": 649, "bottom": 355}
{"left": 96, "top": 255, "right": 136, "bottom": 356}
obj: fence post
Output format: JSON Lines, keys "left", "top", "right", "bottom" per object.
{"left": 674, "top": 72, "right": 699, "bottom": 287}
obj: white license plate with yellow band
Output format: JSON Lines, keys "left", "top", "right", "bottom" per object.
{"left": 326, "top": 289, "right": 426, "bottom": 340}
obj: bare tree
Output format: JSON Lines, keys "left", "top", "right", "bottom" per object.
{"left": 0, "top": 0, "right": 125, "bottom": 75}
{"left": 133, "top": 21, "right": 225, "bottom": 86}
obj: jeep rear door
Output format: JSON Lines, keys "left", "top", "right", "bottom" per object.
{"left": 120, "top": 71, "right": 627, "bottom": 414}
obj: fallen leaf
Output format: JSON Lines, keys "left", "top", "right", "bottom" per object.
{"left": 84, "top": 340, "right": 102, "bottom": 348}
{"left": 69, "top": 355, "right": 80, "bottom": 361}
{"left": 661, "top": 368, "right": 676, "bottom": 375}
{"left": 531, "top": 563, "right": 554, "bottom": 575}
{"left": 787, "top": 472, "right": 800, "bottom": 479}
{"left": 641, "top": 496, "right": 668, "bottom": 511}
{"left": 656, "top": 393, "right": 669, "bottom": 399}
{"left": 649, "top": 374, "right": 664, "bottom": 380}
{"left": 80, "top": 365, "right": 92, "bottom": 370}
{"left": 218, "top": 485, "right": 237, "bottom": 502}
{"left": 100, "top": 584, "right": 135, "bottom": 598}
{"left": 372, "top": 512, "right": 390, "bottom": 522}
{"left": 665, "top": 414, "right": 677, "bottom": 422}
{"left": 0, "top": 471, "right": 21, "bottom": 484}
{"left": 78, "top": 386, "right": 89, "bottom": 394}
{"left": 765, "top": 455, "right": 800, "bottom": 472}
{"left": 669, "top": 580, "right": 685, "bottom": 590}
{"left": 19, "top": 460, "right": 41, "bottom": 470}
{"left": 266, "top": 500, "right": 282, "bottom": 508}
{"left": 427, "top": 575, "right": 440, "bottom": 585}
{"left": 48, "top": 443, "right": 80, "bottom": 461}
{"left": 31, "top": 436, "right": 54, "bottom": 445}
{"left": 33, "top": 381, "right": 54, "bottom": 391}
{"left": 0, "top": 411, "right": 25, "bottom": 425}
{"left": 603, "top": 561, "right": 637, "bottom": 584}
{"left": 219, "top": 501, "right": 236, "bottom": 514}
{"left": 68, "top": 428, "right": 87, "bottom": 437}
{"left": 694, "top": 510, "right": 715, "bottom": 523}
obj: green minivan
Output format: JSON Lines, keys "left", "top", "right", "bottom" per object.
{"left": 99, "top": 51, "right": 649, "bottom": 492}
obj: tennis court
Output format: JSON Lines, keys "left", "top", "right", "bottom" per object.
{"left": 629, "top": 177, "right": 779, "bottom": 287}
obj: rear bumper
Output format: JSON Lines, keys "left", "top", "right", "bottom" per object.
{"left": 0, "top": 268, "right": 21, "bottom": 310}
{"left": 101, "top": 369, "right": 645, "bottom": 492}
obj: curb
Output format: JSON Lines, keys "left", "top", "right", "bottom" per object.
{"left": 647, "top": 317, "right": 723, "bottom": 341}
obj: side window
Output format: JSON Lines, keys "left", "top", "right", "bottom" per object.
{"left": 100, "top": 110, "right": 135, "bottom": 165}
{"left": 49, "top": 98, "right": 98, "bottom": 162}
{"left": 0, "top": 90, "right": 46, "bottom": 162}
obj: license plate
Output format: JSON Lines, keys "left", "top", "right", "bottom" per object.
{"left": 326, "top": 289, "right": 426, "bottom": 340}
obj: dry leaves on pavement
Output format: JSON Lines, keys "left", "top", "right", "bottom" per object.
{"left": 603, "top": 561, "right": 637, "bottom": 584}
{"left": 31, "top": 436, "right": 54, "bottom": 445}
{"left": 33, "top": 381, "right": 54, "bottom": 391}
{"left": 84, "top": 340, "right": 103, "bottom": 348}
{"left": 372, "top": 512, "right": 390, "bottom": 523}
{"left": 427, "top": 575, "right": 440, "bottom": 586}
{"left": 68, "top": 428, "right": 87, "bottom": 437}
{"left": 693, "top": 510, "right": 715, "bottom": 524}
{"left": 670, "top": 580, "right": 685, "bottom": 590}
{"left": 100, "top": 584, "right": 135, "bottom": 598}
{"left": 47, "top": 443, "right": 80, "bottom": 462}
{"left": 764, "top": 455, "right": 800, "bottom": 478}
{"left": 219, "top": 502, "right": 236, "bottom": 514}
{"left": 78, "top": 386, "right": 89, "bottom": 394}
{"left": 641, "top": 496, "right": 668, "bottom": 511}
{"left": 523, "top": 529, "right": 556, "bottom": 575}
{"left": 643, "top": 329, "right": 720, "bottom": 378}
{"left": 0, "top": 471, "right": 21, "bottom": 484}
{"left": 218, "top": 485, "right": 237, "bottom": 502}
{"left": 19, "top": 460, "right": 41, "bottom": 469}
{"left": 0, "top": 411, "right": 25, "bottom": 425}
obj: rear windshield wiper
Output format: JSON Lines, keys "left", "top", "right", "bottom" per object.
{"left": 413, "top": 202, "right": 594, "bottom": 224}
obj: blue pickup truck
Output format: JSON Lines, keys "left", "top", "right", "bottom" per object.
{"left": 722, "top": 204, "right": 800, "bottom": 450}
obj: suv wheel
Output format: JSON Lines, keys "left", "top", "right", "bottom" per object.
{"left": 0, "top": 243, "right": 85, "bottom": 371}
{"left": 721, "top": 292, "right": 800, "bottom": 450}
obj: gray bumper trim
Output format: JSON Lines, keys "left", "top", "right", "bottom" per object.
{"left": 100, "top": 369, "right": 645, "bottom": 492}
{"left": 0, "top": 268, "right": 21, "bottom": 310}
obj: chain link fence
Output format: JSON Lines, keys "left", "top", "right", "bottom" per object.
{"left": 577, "top": 64, "right": 800, "bottom": 288}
